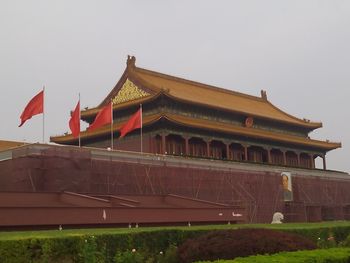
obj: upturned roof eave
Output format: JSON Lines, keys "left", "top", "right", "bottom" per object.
{"left": 50, "top": 113, "right": 163, "bottom": 144}
{"left": 265, "top": 100, "right": 322, "bottom": 129}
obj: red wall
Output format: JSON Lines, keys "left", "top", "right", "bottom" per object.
{"left": 0, "top": 147, "right": 349, "bottom": 223}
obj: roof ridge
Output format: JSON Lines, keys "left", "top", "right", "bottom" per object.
{"left": 128, "top": 68, "right": 162, "bottom": 93}
{"left": 99, "top": 68, "right": 129, "bottom": 107}
{"left": 134, "top": 66, "right": 265, "bottom": 103}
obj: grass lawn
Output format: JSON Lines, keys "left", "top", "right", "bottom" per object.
{"left": 1, "top": 221, "right": 349, "bottom": 241}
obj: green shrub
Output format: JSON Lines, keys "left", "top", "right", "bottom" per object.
{"left": 342, "top": 233, "right": 350, "bottom": 247}
{"left": 0, "top": 240, "right": 32, "bottom": 263}
{"left": 1, "top": 223, "right": 350, "bottom": 262}
{"left": 40, "top": 237, "right": 80, "bottom": 262}
{"left": 284, "top": 225, "right": 350, "bottom": 246}
{"left": 232, "top": 247, "right": 350, "bottom": 263}
{"left": 196, "top": 248, "right": 350, "bottom": 263}
{"left": 158, "top": 244, "right": 179, "bottom": 263}
{"left": 80, "top": 236, "right": 106, "bottom": 263}
{"left": 114, "top": 249, "right": 144, "bottom": 263}
{"left": 0, "top": 229, "right": 194, "bottom": 263}
{"left": 177, "top": 228, "right": 316, "bottom": 263}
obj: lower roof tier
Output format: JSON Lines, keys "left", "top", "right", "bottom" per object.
{"left": 50, "top": 112, "right": 340, "bottom": 151}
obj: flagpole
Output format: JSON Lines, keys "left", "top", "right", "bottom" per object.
{"left": 111, "top": 100, "right": 113, "bottom": 150}
{"left": 140, "top": 104, "right": 143, "bottom": 153}
{"left": 42, "top": 86, "right": 45, "bottom": 144}
{"left": 78, "top": 93, "right": 81, "bottom": 148}
{"left": 109, "top": 100, "right": 113, "bottom": 196}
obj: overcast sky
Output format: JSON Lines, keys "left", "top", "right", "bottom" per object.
{"left": 1, "top": 1, "right": 349, "bottom": 172}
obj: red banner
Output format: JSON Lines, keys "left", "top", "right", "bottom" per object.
{"left": 19, "top": 90, "right": 44, "bottom": 127}
{"left": 119, "top": 108, "right": 142, "bottom": 138}
{"left": 69, "top": 101, "right": 80, "bottom": 138}
{"left": 88, "top": 102, "right": 112, "bottom": 131}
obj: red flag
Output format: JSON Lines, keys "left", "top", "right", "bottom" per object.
{"left": 119, "top": 108, "right": 142, "bottom": 138}
{"left": 88, "top": 102, "right": 112, "bottom": 131}
{"left": 19, "top": 90, "right": 44, "bottom": 127}
{"left": 69, "top": 101, "right": 80, "bottom": 138}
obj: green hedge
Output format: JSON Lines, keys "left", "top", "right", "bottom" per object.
{"left": 1, "top": 223, "right": 350, "bottom": 263}
{"left": 0, "top": 229, "right": 205, "bottom": 263}
{"left": 197, "top": 248, "right": 350, "bottom": 263}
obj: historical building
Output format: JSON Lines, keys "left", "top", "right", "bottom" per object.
{"left": 0, "top": 57, "right": 348, "bottom": 227}
{"left": 52, "top": 56, "right": 340, "bottom": 170}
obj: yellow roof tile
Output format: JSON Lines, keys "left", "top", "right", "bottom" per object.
{"left": 132, "top": 66, "right": 321, "bottom": 129}
{"left": 0, "top": 140, "right": 28, "bottom": 152}
{"left": 81, "top": 58, "right": 322, "bottom": 130}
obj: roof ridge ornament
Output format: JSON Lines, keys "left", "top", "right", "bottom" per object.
{"left": 160, "top": 87, "right": 170, "bottom": 93}
{"left": 127, "top": 55, "right": 136, "bottom": 68}
{"left": 261, "top": 90, "right": 267, "bottom": 101}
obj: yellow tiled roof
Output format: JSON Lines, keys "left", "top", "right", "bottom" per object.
{"left": 164, "top": 113, "right": 339, "bottom": 150}
{"left": 82, "top": 58, "right": 321, "bottom": 129}
{"left": 132, "top": 66, "right": 321, "bottom": 128}
{"left": 51, "top": 113, "right": 162, "bottom": 143}
{"left": 0, "top": 140, "right": 28, "bottom": 151}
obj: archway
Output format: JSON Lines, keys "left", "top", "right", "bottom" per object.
{"left": 300, "top": 153, "right": 312, "bottom": 168}
{"left": 154, "top": 134, "right": 162, "bottom": 154}
{"left": 166, "top": 134, "right": 185, "bottom": 155}
{"left": 247, "top": 146, "right": 268, "bottom": 163}
{"left": 286, "top": 151, "right": 298, "bottom": 167}
{"left": 270, "top": 149, "right": 284, "bottom": 165}
{"left": 210, "top": 140, "right": 226, "bottom": 159}
{"left": 229, "top": 143, "right": 245, "bottom": 161}
{"left": 188, "top": 137, "right": 207, "bottom": 157}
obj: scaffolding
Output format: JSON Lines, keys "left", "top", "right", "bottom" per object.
{"left": 0, "top": 144, "right": 349, "bottom": 223}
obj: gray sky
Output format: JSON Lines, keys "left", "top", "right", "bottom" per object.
{"left": 1, "top": 1, "right": 349, "bottom": 172}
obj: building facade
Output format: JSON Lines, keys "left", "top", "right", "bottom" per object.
{"left": 48, "top": 56, "right": 350, "bottom": 223}
{"left": 52, "top": 56, "right": 340, "bottom": 171}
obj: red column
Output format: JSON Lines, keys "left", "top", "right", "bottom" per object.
{"left": 244, "top": 145, "right": 248, "bottom": 161}
{"left": 161, "top": 134, "right": 166, "bottom": 154}
{"left": 283, "top": 151, "right": 287, "bottom": 166}
{"left": 310, "top": 154, "right": 315, "bottom": 169}
{"left": 150, "top": 136, "right": 154, "bottom": 153}
{"left": 296, "top": 152, "right": 300, "bottom": 167}
{"left": 267, "top": 148, "right": 271, "bottom": 164}
{"left": 185, "top": 137, "right": 189, "bottom": 156}
{"left": 226, "top": 143, "right": 230, "bottom": 160}
{"left": 206, "top": 141, "right": 210, "bottom": 157}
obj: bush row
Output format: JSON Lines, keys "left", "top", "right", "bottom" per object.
{"left": 283, "top": 225, "right": 350, "bottom": 246}
{"left": 196, "top": 248, "right": 350, "bottom": 263}
{"left": 0, "top": 229, "right": 204, "bottom": 263}
{"left": 1, "top": 224, "right": 350, "bottom": 263}
{"left": 177, "top": 228, "right": 317, "bottom": 262}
